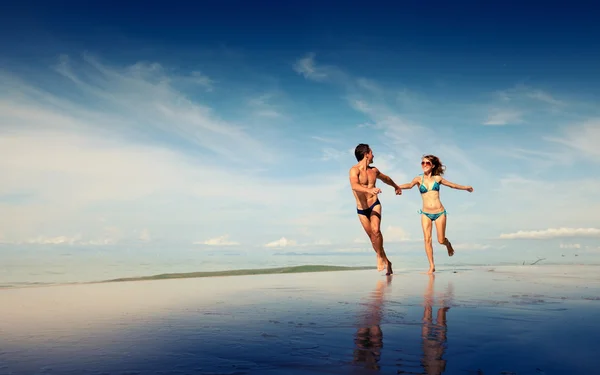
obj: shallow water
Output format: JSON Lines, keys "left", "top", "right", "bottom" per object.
{"left": 1, "top": 265, "right": 600, "bottom": 374}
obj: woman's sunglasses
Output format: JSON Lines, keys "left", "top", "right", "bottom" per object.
{"left": 421, "top": 161, "right": 432, "bottom": 166}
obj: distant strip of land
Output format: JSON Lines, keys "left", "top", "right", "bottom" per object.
{"left": 102, "top": 265, "right": 374, "bottom": 283}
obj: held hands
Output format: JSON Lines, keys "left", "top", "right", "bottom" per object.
{"left": 465, "top": 186, "right": 474, "bottom": 192}
{"left": 394, "top": 186, "right": 402, "bottom": 195}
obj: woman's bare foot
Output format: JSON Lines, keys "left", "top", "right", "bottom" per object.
{"left": 427, "top": 265, "right": 436, "bottom": 274}
{"left": 444, "top": 238, "right": 454, "bottom": 257}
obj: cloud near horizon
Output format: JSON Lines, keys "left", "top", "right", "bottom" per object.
{"left": 499, "top": 228, "right": 600, "bottom": 240}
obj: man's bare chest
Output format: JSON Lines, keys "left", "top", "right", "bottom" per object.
{"left": 358, "top": 170, "right": 377, "bottom": 185}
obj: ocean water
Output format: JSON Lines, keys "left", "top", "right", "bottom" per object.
{"left": 2, "top": 266, "right": 600, "bottom": 374}
{"left": 1, "top": 243, "right": 578, "bottom": 287}
{"left": 0, "top": 245, "right": 448, "bottom": 286}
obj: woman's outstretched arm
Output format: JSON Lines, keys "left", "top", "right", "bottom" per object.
{"left": 439, "top": 177, "right": 473, "bottom": 192}
{"left": 398, "top": 176, "right": 420, "bottom": 190}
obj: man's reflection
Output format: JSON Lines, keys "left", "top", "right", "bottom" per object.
{"left": 352, "top": 275, "right": 392, "bottom": 370}
{"left": 421, "top": 273, "right": 452, "bottom": 374}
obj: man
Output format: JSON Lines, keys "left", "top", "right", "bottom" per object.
{"left": 349, "top": 144, "right": 402, "bottom": 275}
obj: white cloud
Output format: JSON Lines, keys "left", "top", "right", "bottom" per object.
{"left": 560, "top": 243, "right": 581, "bottom": 249}
{"left": 545, "top": 119, "right": 600, "bottom": 161}
{"left": 265, "top": 237, "right": 297, "bottom": 248}
{"left": 139, "top": 229, "right": 151, "bottom": 242}
{"left": 383, "top": 225, "right": 410, "bottom": 242}
{"left": 499, "top": 228, "right": 600, "bottom": 239}
{"left": 197, "top": 235, "right": 239, "bottom": 246}
{"left": 17, "top": 53, "right": 274, "bottom": 164}
{"left": 453, "top": 243, "right": 491, "bottom": 251}
{"left": 0, "top": 54, "right": 359, "bottom": 245}
{"left": 293, "top": 53, "right": 329, "bottom": 82}
{"left": 483, "top": 109, "right": 523, "bottom": 125}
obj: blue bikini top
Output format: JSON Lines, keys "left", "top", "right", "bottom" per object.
{"left": 419, "top": 174, "right": 440, "bottom": 194}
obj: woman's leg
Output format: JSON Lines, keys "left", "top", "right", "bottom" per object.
{"left": 434, "top": 213, "right": 454, "bottom": 257}
{"left": 421, "top": 214, "right": 435, "bottom": 273}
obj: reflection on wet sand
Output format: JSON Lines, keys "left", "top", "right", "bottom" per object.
{"left": 421, "top": 274, "right": 452, "bottom": 375}
{"left": 353, "top": 275, "right": 392, "bottom": 370}
{"left": 353, "top": 274, "right": 453, "bottom": 373}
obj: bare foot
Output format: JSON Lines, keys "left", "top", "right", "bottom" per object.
{"left": 385, "top": 261, "right": 393, "bottom": 275}
{"left": 376, "top": 255, "right": 385, "bottom": 271}
{"left": 444, "top": 238, "right": 454, "bottom": 257}
{"left": 427, "top": 266, "right": 436, "bottom": 274}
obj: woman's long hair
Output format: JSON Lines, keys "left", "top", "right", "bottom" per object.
{"left": 423, "top": 154, "right": 446, "bottom": 176}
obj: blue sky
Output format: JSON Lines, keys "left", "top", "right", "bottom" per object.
{"left": 1, "top": 1, "right": 599, "bottom": 262}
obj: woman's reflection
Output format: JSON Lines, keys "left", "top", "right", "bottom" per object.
{"left": 353, "top": 275, "right": 392, "bottom": 370}
{"left": 421, "top": 273, "right": 452, "bottom": 374}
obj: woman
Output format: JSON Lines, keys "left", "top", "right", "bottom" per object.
{"left": 398, "top": 155, "right": 473, "bottom": 274}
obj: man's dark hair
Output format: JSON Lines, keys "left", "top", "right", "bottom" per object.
{"left": 355, "top": 143, "right": 371, "bottom": 162}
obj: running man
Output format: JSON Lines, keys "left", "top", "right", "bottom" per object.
{"left": 349, "top": 144, "right": 402, "bottom": 275}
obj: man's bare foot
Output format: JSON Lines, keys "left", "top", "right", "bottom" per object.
{"left": 385, "top": 261, "right": 393, "bottom": 275}
{"left": 376, "top": 255, "right": 385, "bottom": 271}
{"left": 444, "top": 238, "right": 454, "bottom": 257}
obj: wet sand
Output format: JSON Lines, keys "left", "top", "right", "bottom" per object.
{"left": 1, "top": 265, "right": 600, "bottom": 374}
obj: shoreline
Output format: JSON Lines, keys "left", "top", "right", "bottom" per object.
{"left": 0, "top": 264, "right": 375, "bottom": 290}
{"left": 2, "top": 262, "right": 599, "bottom": 290}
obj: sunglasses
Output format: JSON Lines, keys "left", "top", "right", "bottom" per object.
{"left": 421, "top": 161, "right": 432, "bottom": 166}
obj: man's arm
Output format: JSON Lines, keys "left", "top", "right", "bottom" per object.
{"left": 349, "top": 167, "right": 381, "bottom": 194}
{"left": 439, "top": 177, "right": 473, "bottom": 192}
{"left": 376, "top": 169, "right": 402, "bottom": 195}
{"left": 397, "top": 176, "right": 419, "bottom": 190}
{"left": 376, "top": 170, "right": 400, "bottom": 189}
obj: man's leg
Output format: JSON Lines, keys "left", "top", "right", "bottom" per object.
{"left": 357, "top": 212, "right": 385, "bottom": 271}
{"left": 369, "top": 204, "right": 392, "bottom": 274}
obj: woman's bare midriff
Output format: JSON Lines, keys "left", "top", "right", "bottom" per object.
{"left": 421, "top": 192, "right": 445, "bottom": 213}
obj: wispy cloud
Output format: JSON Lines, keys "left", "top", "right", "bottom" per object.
{"left": 545, "top": 118, "right": 600, "bottom": 161}
{"left": 560, "top": 243, "right": 581, "bottom": 249}
{"left": 382, "top": 225, "right": 410, "bottom": 242}
{"left": 293, "top": 53, "right": 329, "bottom": 82}
{"left": 265, "top": 237, "right": 297, "bottom": 248}
{"left": 247, "top": 93, "right": 283, "bottom": 118}
{"left": 139, "top": 229, "right": 151, "bottom": 242}
{"left": 499, "top": 228, "right": 600, "bottom": 239}
{"left": 453, "top": 243, "right": 492, "bottom": 251}
{"left": 494, "top": 84, "right": 565, "bottom": 107}
{"left": 197, "top": 235, "right": 240, "bottom": 246}
{"left": 311, "top": 135, "right": 340, "bottom": 144}
{"left": 483, "top": 109, "right": 524, "bottom": 125}
{"left": 527, "top": 89, "right": 564, "bottom": 107}
{"left": 12, "top": 53, "right": 275, "bottom": 164}
{"left": 321, "top": 147, "right": 351, "bottom": 161}
{"left": 0, "top": 53, "right": 360, "bottom": 246}
{"left": 482, "top": 84, "right": 569, "bottom": 126}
